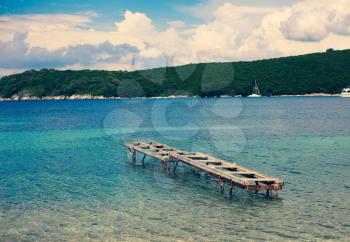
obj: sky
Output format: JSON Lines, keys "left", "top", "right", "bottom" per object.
{"left": 0, "top": 0, "right": 350, "bottom": 76}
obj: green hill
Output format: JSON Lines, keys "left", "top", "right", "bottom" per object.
{"left": 1, "top": 49, "right": 350, "bottom": 98}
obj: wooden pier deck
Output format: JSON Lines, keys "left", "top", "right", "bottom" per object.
{"left": 124, "top": 141, "right": 283, "bottom": 195}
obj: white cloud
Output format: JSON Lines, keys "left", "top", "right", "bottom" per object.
{"left": 237, "top": 0, "right": 350, "bottom": 59}
{"left": 184, "top": 3, "right": 277, "bottom": 62}
{"left": 177, "top": 0, "right": 286, "bottom": 20}
{"left": 280, "top": 0, "right": 350, "bottom": 41}
{"left": 280, "top": 9, "right": 332, "bottom": 41}
{"left": 0, "top": 32, "right": 138, "bottom": 70}
{"left": 115, "top": 10, "right": 155, "bottom": 37}
{"left": 0, "top": 14, "right": 91, "bottom": 41}
{"left": 1, "top": 0, "right": 350, "bottom": 77}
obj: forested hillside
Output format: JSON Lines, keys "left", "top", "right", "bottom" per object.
{"left": 1, "top": 49, "right": 350, "bottom": 98}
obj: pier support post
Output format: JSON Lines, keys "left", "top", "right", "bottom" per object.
{"left": 162, "top": 160, "right": 169, "bottom": 170}
{"left": 140, "top": 154, "right": 146, "bottom": 167}
{"left": 132, "top": 149, "right": 136, "bottom": 165}
{"left": 219, "top": 177, "right": 225, "bottom": 193}
{"left": 255, "top": 181, "right": 259, "bottom": 194}
{"left": 173, "top": 160, "right": 179, "bottom": 173}
{"left": 229, "top": 183, "right": 234, "bottom": 196}
{"left": 266, "top": 190, "right": 270, "bottom": 197}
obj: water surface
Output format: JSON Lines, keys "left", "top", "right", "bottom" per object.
{"left": 0, "top": 97, "right": 349, "bottom": 241}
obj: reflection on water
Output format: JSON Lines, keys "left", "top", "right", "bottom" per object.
{"left": 0, "top": 98, "right": 349, "bottom": 241}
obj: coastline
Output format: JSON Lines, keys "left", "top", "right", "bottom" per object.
{"left": 279, "top": 93, "right": 340, "bottom": 97}
{"left": 0, "top": 93, "right": 341, "bottom": 102}
{"left": 0, "top": 94, "right": 193, "bottom": 102}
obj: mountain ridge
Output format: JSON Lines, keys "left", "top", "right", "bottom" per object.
{"left": 1, "top": 49, "right": 350, "bottom": 98}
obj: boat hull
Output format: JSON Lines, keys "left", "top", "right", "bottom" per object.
{"left": 248, "top": 94, "right": 262, "bottom": 97}
{"left": 341, "top": 87, "right": 350, "bottom": 97}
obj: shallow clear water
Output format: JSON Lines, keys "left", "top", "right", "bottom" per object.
{"left": 0, "top": 97, "right": 349, "bottom": 241}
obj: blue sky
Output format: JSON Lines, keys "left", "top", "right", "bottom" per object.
{"left": 0, "top": 0, "right": 349, "bottom": 76}
{"left": 0, "top": 0, "right": 298, "bottom": 29}
{"left": 0, "top": 0, "right": 201, "bottom": 29}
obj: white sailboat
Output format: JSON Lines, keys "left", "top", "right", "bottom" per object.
{"left": 341, "top": 87, "right": 350, "bottom": 97}
{"left": 248, "top": 80, "right": 261, "bottom": 97}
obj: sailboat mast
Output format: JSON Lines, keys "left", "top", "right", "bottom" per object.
{"left": 254, "top": 80, "right": 260, "bottom": 95}
{"left": 248, "top": 80, "right": 262, "bottom": 97}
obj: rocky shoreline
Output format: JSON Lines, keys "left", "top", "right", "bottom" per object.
{"left": 280, "top": 93, "right": 340, "bottom": 97}
{"left": 0, "top": 94, "right": 192, "bottom": 101}
{"left": 0, "top": 93, "right": 341, "bottom": 101}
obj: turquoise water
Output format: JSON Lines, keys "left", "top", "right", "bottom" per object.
{"left": 0, "top": 97, "right": 349, "bottom": 241}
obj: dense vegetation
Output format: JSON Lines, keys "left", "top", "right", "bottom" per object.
{"left": 1, "top": 49, "right": 350, "bottom": 98}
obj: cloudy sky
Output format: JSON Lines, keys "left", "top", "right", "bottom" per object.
{"left": 0, "top": 0, "right": 350, "bottom": 76}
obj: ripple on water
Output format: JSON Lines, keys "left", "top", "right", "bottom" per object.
{"left": 1, "top": 98, "right": 350, "bottom": 240}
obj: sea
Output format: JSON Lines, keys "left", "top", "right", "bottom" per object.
{"left": 0, "top": 97, "right": 349, "bottom": 241}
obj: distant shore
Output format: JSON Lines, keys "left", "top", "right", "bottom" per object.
{"left": 0, "top": 94, "right": 191, "bottom": 101}
{"left": 279, "top": 93, "right": 340, "bottom": 97}
{"left": 0, "top": 93, "right": 342, "bottom": 101}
